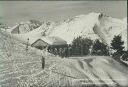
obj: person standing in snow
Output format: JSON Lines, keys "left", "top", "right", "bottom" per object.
{"left": 26, "top": 38, "right": 29, "bottom": 51}
{"left": 42, "top": 56, "right": 45, "bottom": 69}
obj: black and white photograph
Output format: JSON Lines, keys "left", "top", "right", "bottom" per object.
{"left": 0, "top": 0, "right": 127, "bottom": 87}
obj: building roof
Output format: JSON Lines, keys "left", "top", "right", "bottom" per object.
{"left": 32, "top": 36, "right": 67, "bottom": 46}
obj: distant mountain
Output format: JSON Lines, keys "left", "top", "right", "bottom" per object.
{"left": 9, "top": 21, "right": 57, "bottom": 45}
{"left": 49, "top": 12, "right": 127, "bottom": 49}
{"left": 9, "top": 20, "right": 42, "bottom": 34}
{"left": 9, "top": 12, "right": 127, "bottom": 49}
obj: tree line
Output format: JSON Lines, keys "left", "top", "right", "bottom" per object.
{"left": 47, "top": 35, "right": 128, "bottom": 61}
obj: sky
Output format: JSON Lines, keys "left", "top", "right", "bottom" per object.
{"left": 0, "top": 1, "right": 127, "bottom": 26}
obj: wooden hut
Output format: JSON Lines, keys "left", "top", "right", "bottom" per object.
{"left": 31, "top": 36, "right": 67, "bottom": 50}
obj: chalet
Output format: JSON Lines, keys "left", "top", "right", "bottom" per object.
{"left": 31, "top": 36, "right": 67, "bottom": 50}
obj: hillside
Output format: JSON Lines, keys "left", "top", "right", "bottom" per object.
{"left": 9, "top": 21, "right": 57, "bottom": 45}
{"left": 43, "top": 56, "right": 128, "bottom": 87}
{"left": 0, "top": 30, "right": 128, "bottom": 87}
{"left": 0, "top": 30, "right": 58, "bottom": 87}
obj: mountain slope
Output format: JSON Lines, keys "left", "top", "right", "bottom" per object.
{"left": 49, "top": 13, "right": 101, "bottom": 44}
{"left": 0, "top": 30, "right": 57, "bottom": 87}
{"left": 0, "top": 30, "right": 128, "bottom": 87}
{"left": 28, "top": 56, "right": 128, "bottom": 87}
{"left": 49, "top": 12, "right": 127, "bottom": 48}
{"left": 10, "top": 21, "right": 56, "bottom": 45}
{"left": 10, "top": 12, "right": 126, "bottom": 49}
{"left": 8, "top": 20, "right": 42, "bottom": 34}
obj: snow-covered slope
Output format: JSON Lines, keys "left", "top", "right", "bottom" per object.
{"left": 0, "top": 30, "right": 43, "bottom": 87}
{"left": 28, "top": 56, "right": 128, "bottom": 87}
{"left": 49, "top": 12, "right": 127, "bottom": 48}
{"left": 9, "top": 21, "right": 56, "bottom": 34}
{"left": 49, "top": 13, "right": 101, "bottom": 44}
{"left": 10, "top": 21, "right": 56, "bottom": 45}
{"left": 0, "top": 30, "right": 58, "bottom": 87}
{"left": 1, "top": 30, "right": 128, "bottom": 87}
{"left": 8, "top": 21, "right": 41, "bottom": 34}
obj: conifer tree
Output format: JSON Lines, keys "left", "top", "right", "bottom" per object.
{"left": 92, "top": 39, "right": 109, "bottom": 56}
{"left": 71, "top": 37, "right": 93, "bottom": 56}
{"left": 110, "top": 35, "right": 124, "bottom": 54}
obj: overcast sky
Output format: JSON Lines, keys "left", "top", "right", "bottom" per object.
{"left": 0, "top": 1, "right": 127, "bottom": 26}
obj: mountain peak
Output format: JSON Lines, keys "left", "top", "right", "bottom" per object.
{"left": 64, "top": 12, "right": 108, "bottom": 25}
{"left": 49, "top": 12, "right": 126, "bottom": 49}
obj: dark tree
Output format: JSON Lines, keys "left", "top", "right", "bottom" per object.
{"left": 110, "top": 35, "right": 124, "bottom": 55}
{"left": 71, "top": 36, "right": 82, "bottom": 55}
{"left": 92, "top": 39, "right": 109, "bottom": 56}
{"left": 71, "top": 37, "right": 93, "bottom": 56}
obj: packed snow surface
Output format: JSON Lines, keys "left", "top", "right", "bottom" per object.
{"left": 0, "top": 30, "right": 128, "bottom": 87}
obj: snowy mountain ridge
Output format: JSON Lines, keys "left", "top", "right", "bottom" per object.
{"left": 9, "top": 20, "right": 56, "bottom": 34}
{"left": 49, "top": 12, "right": 127, "bottom": 49}
{"left": 9, "top": 12, "right": 127, "bottom": 49}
